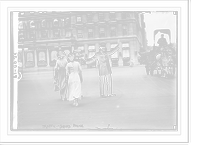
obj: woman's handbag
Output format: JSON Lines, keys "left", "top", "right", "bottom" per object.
{"left": 53, "top": 78, "right": 60, "bottom": 91}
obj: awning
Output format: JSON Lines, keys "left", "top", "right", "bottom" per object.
{"left": 110, "top": 43, "right": 118, "bottom": 59}
{"left": 111, "top": 52, "right": 118, "bottom": 58}
{"left": 88, "top": 46, "right": 95, "bottom": 50}
{"left": 111, "top": 44, "right": 118, "bottom": 48}
{"left": 122, "top": 43, "right": 129, "bottom": 48}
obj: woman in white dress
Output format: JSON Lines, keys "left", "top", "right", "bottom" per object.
{"left": 66, "top": 53, "right": 82, "bottom": 106}
{"left": 54, "top": 50, "right": 68, "bottom": 101}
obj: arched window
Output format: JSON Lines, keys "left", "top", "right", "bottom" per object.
{"left": 65, "top": 17, "right": 70, "bottom": 26}
{"left": 41, "top": 20, "right": 47, "bottom": 27}
{"left": 27, "top": 52, "right": 33, "bottom": 62}
{"left": 39, "top": 52, "right": 46, "bottom": 61}
{"left": 30, "top": 21, "right": 35, "bottom": 28}
{"left": 18, "top": 21, "right": 24, "bottom": 29}
{"left": 51, "top": 51, "right": 57, "bottom": 61}
{"left": 53, "top": 19, "right": 58, "bottom": 27}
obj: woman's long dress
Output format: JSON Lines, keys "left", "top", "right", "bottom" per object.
{"left": 54, "top": 58, "right": 68, "bottom": 100}
{"left": 66, "top": 61, "right": 82, "bottom": 101}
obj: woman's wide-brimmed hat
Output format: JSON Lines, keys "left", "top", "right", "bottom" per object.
{"left": 57, "top": 48, "right": 65, "bottom": 58}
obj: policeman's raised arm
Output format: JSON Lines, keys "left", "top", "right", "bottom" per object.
{"left": 85, "top": 54, "right": 98, "bottom": 64}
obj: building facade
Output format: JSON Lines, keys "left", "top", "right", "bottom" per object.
{"left": 17, "top": 11, "right": 147, "bottom": 68}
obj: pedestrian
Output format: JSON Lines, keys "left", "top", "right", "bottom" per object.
{"left": 66, "top": 52, "right": 82, "bottom": 106}
{"left": 86, "top": 40, "right": 119, "bottom": 98}
{"left": 54, "top": 49, "right": 68, "bottom": 101}
{"left": 73, "top": 48, "right": 85, "bottom": 99}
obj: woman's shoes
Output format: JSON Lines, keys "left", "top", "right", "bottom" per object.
{"left": 73, "top": 99, "right": 79, "bottom": 106}
{"left": 61, "top": 95, "right": 65, "bottom": 101}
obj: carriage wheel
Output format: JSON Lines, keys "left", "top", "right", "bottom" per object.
{"left": 150, "top": 69, "right": 154, "bottom": 76}
{"left": 146, "top": 66, "right": 149, "bottom": 75}
{"left": 170, "top": 67, "right": 175, "bottom": 75}
{"left": 162, "top": 70, "right": 166, "bottom": 78}
{"left": 166, "top": 67, "right": 169, "bottom": 74}
{"left": 17, "top": 71, "right": 23, "bottom": 81}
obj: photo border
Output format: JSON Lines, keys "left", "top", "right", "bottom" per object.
{"left": 0, "top": 1, "right": 188, "bottom": 142}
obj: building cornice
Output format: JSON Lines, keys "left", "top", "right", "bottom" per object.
{"left": 18, "top": 35, "right": 140, "bottom": 47}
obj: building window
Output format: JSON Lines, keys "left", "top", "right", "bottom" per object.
{"left": 77, "top": 16, "right": 82, "bottom": 23}
{"left": 29, "top": 31, "right": 36, "bottom": 40}
{"left": 29, "top": 20, "right": 36, "bottom": 29}
{"left": 88, "top": 45, "right": 96, "bottom": 58}
{"left": 122, "top": 43, "right": 130, "bottom": 58}
{"left": 122, "top": 25, "right": 128, "bottom": 36}
{"left": 41, "top": 19, "right": 46, "bottom": 28}
{"left": 77, "top": 29, "right": 83, "bottom": 38}
{"left": 87, "top": 14, "right": 93, "bottom": 23}
{"left": 41, "top": 30, "right": 48, "bottom": 38}
{"left": 98, "top": 13, "right": 105, "bottom": 22}
{"left": 122, "top": 12, "right": 126, "bottom": 19}
{"left": 53, "top": 29, "right": 60, "bottom": 38}
{"left": 110, "top": 26, "right": 116, "bottom": 37}
{"left": 19, "top": 33, "right": 24, "bottom": 40}
{"left": 18, "top": 21, "right": 24, "bottom": 29}
{"left": 65, "top": 30, "right": 71, "bottom": 38}
{"left": 88, "top": 28, "right": 94, "bottom": 38}
{"left": 65, "top": 17, "right": 70, "bottom": 26}
{"left": 99, "top": 27, "right": 105, "bottom": 38}
{"left": 38, "top": 52, "right": 46, "bottom": 61}
{"left": 53, "top": 19, "right": 58, "bottom": 27}
{"left": 27, "top": 52, "right": 34, "bottom": 62}
{"left": 109, "top": 12, "right": 116, "bottom": 21}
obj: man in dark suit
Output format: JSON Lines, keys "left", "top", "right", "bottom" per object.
{"left": 157, "top": 34, "right": 168, "bottom": 48}
{"left": 86, "top": 41, "right": 119, "bottom": 97}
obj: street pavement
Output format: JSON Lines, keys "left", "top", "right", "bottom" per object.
{"left": 18, "top": 65, "right": 177, "bottom": 130}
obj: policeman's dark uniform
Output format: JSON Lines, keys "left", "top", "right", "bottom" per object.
{"left": 158, "top": 34, "right": 167, "bottom": 47}
{"left": 86, "top": 43, "right": 119, "bottom": 97}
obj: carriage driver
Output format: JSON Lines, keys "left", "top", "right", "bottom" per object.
{"left": 157, "top": 34, "right": 168, "bottom": 48}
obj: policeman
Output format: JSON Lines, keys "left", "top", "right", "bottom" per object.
{"left": 157, "top": 34, "right": 168, "bottom": 48}
{"left": 86, "top": 43, "right": 119, "bottom": 97}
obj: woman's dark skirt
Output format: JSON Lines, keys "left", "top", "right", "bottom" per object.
{"left": 58, "top": 67, "right": 67, "bottom": 100}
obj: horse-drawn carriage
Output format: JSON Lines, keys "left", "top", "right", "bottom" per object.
{"left": 139, "top": 29, "right": 176, "bottom": 78}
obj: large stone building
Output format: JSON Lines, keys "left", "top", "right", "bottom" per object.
{"left": 17, "top": 11, "right": 147, "bottom": 68}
